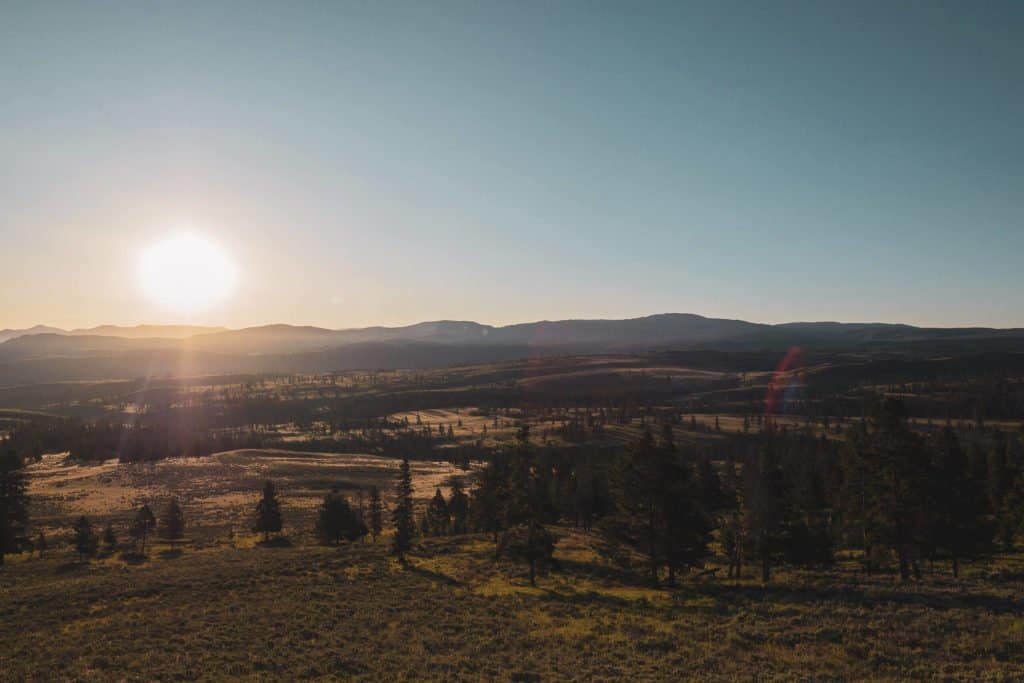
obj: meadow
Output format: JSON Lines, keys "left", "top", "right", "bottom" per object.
{"left": 2, "top": 523, "right": 1023, "bottom": 681}
{"left": 2, "top": 450, "right": 1023, "bottom": 681}
{"left": 4, "top": 351, "right": 1024, "bottom": 681}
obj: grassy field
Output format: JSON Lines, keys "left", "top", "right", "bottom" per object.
{"left": 23, "top": 450, "right": 472, "bottom": 545}
{"left": 5, "top": 447, "right": 1024, "bottom": 681}
{"left": 3, "top": 526, "right": 1024, "bottom": 681}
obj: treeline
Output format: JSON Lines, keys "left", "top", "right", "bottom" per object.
{"left": 3, "top": 416, "right": 262, "bottom": 463}
{"left": 413, "top": 399, "right": 1022, "bottom": 584}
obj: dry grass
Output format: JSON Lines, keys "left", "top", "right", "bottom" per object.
{"left": 25, "top": 450, "right": 473, "bottom": 545}
{"left": 2, "top": 528, "right": 1023, "bottom": 681}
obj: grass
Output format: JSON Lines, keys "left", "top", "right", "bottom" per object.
{"left": 3, "top": 529, "right": 1024, "bottom": 681}
{"left": 7, "top": 449, "right": 1024, "bottom": 681}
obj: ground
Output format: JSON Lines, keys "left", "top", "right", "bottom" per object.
{"left": 3, "top": 450, "right": 1024, "bottom": 681}
{"left": 2, "top": 530, "right": 1023, "bottom": 681}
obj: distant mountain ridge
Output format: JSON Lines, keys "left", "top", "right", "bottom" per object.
{"left": 1, "top": 314, "right": 1023, "bottom": 384}
{"left": 0, "top": 324, "right": 225, "bottom": 344}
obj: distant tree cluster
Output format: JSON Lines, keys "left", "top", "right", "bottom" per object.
{"left": 4, "top": 394, "right": 1022, "bottom": 589}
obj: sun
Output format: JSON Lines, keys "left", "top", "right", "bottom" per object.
{"left": 139, "top": 232, "right": 238, "bottom": 312}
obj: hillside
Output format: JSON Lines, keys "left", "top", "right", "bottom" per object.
{"left": 1, "top": 314, "right": 1023, "bottom": 384}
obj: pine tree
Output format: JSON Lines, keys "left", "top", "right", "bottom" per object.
{"left": 743, "top": 435, "right": 788, "bottom": 583}
{"left": 391, "top": 458, "right": 415, "bottom": 562}
{"left": 159, "top": 498, "right": 186, "bottom": 546}
{"left": 102, "top": 522, "right": 117, "bottom": 552}
{"left": 608, "top": 428, "right": 663, "bottom": 582}
{"left": 470, "top": 454, "right": 509, "bottom": 542}
{"left": 425, "top": 488, "right": 449, "bottom": 536}
{"left": 930, "top": 426, "right": 991, "bottom": 577}
{"left": 447, "top": 478, "right": 470, "bottom": 534}
{"left": 368, "top": 485, "right": 384, "bottom": 542}
{"left": 73, "top": 515, "right": 98, "bottom": 562}
{"left": 839, "top": 399, "right": 931, "bottom": 580}
{"left": 0, "top": 452, "right": 29, "bottom": 566}
{"left": 605, "top": 427, "right": 709, "bottom": 584}
{"left": 662, "top": 445, "right": 712, "bottom": 585}
{"left": 130, "top": 504, "right": 156, "bottom": 554}
{"left": 254, "top": 480, "right": 283, "bottom": 542}
{"left": 315, "top": 488, "right": 367, "bottom": 545}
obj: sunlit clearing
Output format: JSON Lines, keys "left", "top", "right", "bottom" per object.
{"left": 139, "top": 232, "right": 238, "bottom": 312}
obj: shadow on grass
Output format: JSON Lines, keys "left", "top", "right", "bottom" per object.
{"left": 55, "top": 561, "right": 90, "bottom": 574}
{"left": 557, "top": 556, "right": 659, "bottom": 588}
{"left": 406, "top": 560, "right": 463, "bottom": 587}
{"left": 693, "top": 581, "right": 1024, "bottom": 616}
{"left": 157, "top": 548, "right": 183, "bottom": 560}
{"left": 257, "top": 536, "right": 294, "bottom": 548}
{"left": 548, "top": 556, "right": 1024, "bottom": 616}
{"left": 119, "top": 551, "right": 148, "bottom": 565}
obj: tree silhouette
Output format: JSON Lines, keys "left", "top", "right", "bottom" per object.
{"left": 930, "top": 426, "right": 990, "bottom": 577}
{"left": 392, "top": 458, "right": 415, "bottom": 562}
{"left": 743, "top": 435, "right": 788, "bottom": 583}
{"left": 159, "top": 498, "right": 185, "bottom": 546}
{"left": 0, "top": 452, "right": 29, "bottom": 566}
{"left": 447, "top": 478, "right": 470, "bottom": 534}
{"left": 425, "top": 488, "right": 449, "bottom": 536}
{"left": 470, "top": 454, "right": 509, "bottom": 542}
{"left": 315, "top": 488, "right": 366, "bottom": 545}
{"left": 130, "top": 504, "right": 156, "bottom": 554}
{"left": 368, "top": 486, "right": 384, "bottom": 542}
{"left": 102, "top": 522, "right": 117, "bottom": 552}
{"left": 254, "top": 480, "right": 283, "bottom": 542}
{"left": 73, "top": 516, "right": 98, "bottom": 562}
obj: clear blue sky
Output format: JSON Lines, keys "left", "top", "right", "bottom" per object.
{"left": 2, "top": 1, "right": 1021, "bottom": 329}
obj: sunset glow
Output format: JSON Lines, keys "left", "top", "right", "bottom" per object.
{"left": 138, "top": 232, "right": 237, "bottom": 312}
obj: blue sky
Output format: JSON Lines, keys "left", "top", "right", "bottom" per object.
{"left": 1, "top": 1, "right": 1021, "bottom": 329}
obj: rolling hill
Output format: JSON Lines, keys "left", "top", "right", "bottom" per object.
{"left": 1, "top": 313, "right": 1023, "bottom": 384}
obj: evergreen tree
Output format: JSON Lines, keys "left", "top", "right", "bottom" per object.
{"left": 496, "top": 425, "right": 558, "bottom": 583}
{"left": 470, "top": 453, "right": 510, "bottom": 542}
{"left": 696, "top": 453, "right": 728, "bottom": 515}
{"left": 159, "top": 498, "right": 186, "bottom": 545}
{"left": 447, "top": 478, "right": 470, "bottom": 534}
{"left": 839, "top": 399, "right": 931, "bottom": 580}
{"left": 608, "top": 428, "right": 663, "bottom": 582}
{"left": 368, "top": 485, "right": 384, "bottom": 542}
{"left": 102, "top": 522, "right": 117, "bottom": 551}
{"left": 424, "top": 488, "right": 449, "bottom": 536}
{"left": 930, "top": 426, "right": 991, "bottom": 577}
{"left": 315, "top": 488, "right": 367, "bottom": 545}
{"left": 73, "top": 515, "right": 98, "bottom": 561}
{"left": 254, "top": 480, "right": 283, "bottom": 541}
{"left": 0, "top": 452, "right": 29, "bottom": 566}
{"left": 662, "top": 460, "right": 712, "bottom": 584}
{"left": 743, "top": 435, "right": 788, "bottom": 583}
{"left": 130, "top": 504, "right": 156, "bottom": 554}
{"left": 721, "top": 453, "right": 745, "bottom": 578}
{"left": 499, "top": 518, "right": 557, "bottom": 586}
{"left": 392, "top": 458, "right": 415, "bottom": 561}
{"left": 606, "top": 427, "right": 710, "bottom": 584}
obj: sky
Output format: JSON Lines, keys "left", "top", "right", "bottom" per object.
{"left": 1, "top": 1, "right": 1021, "bottom": 330}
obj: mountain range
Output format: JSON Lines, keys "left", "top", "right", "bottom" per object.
{"left": 1, "top": 314, "right": 1022, "bottom": 385}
